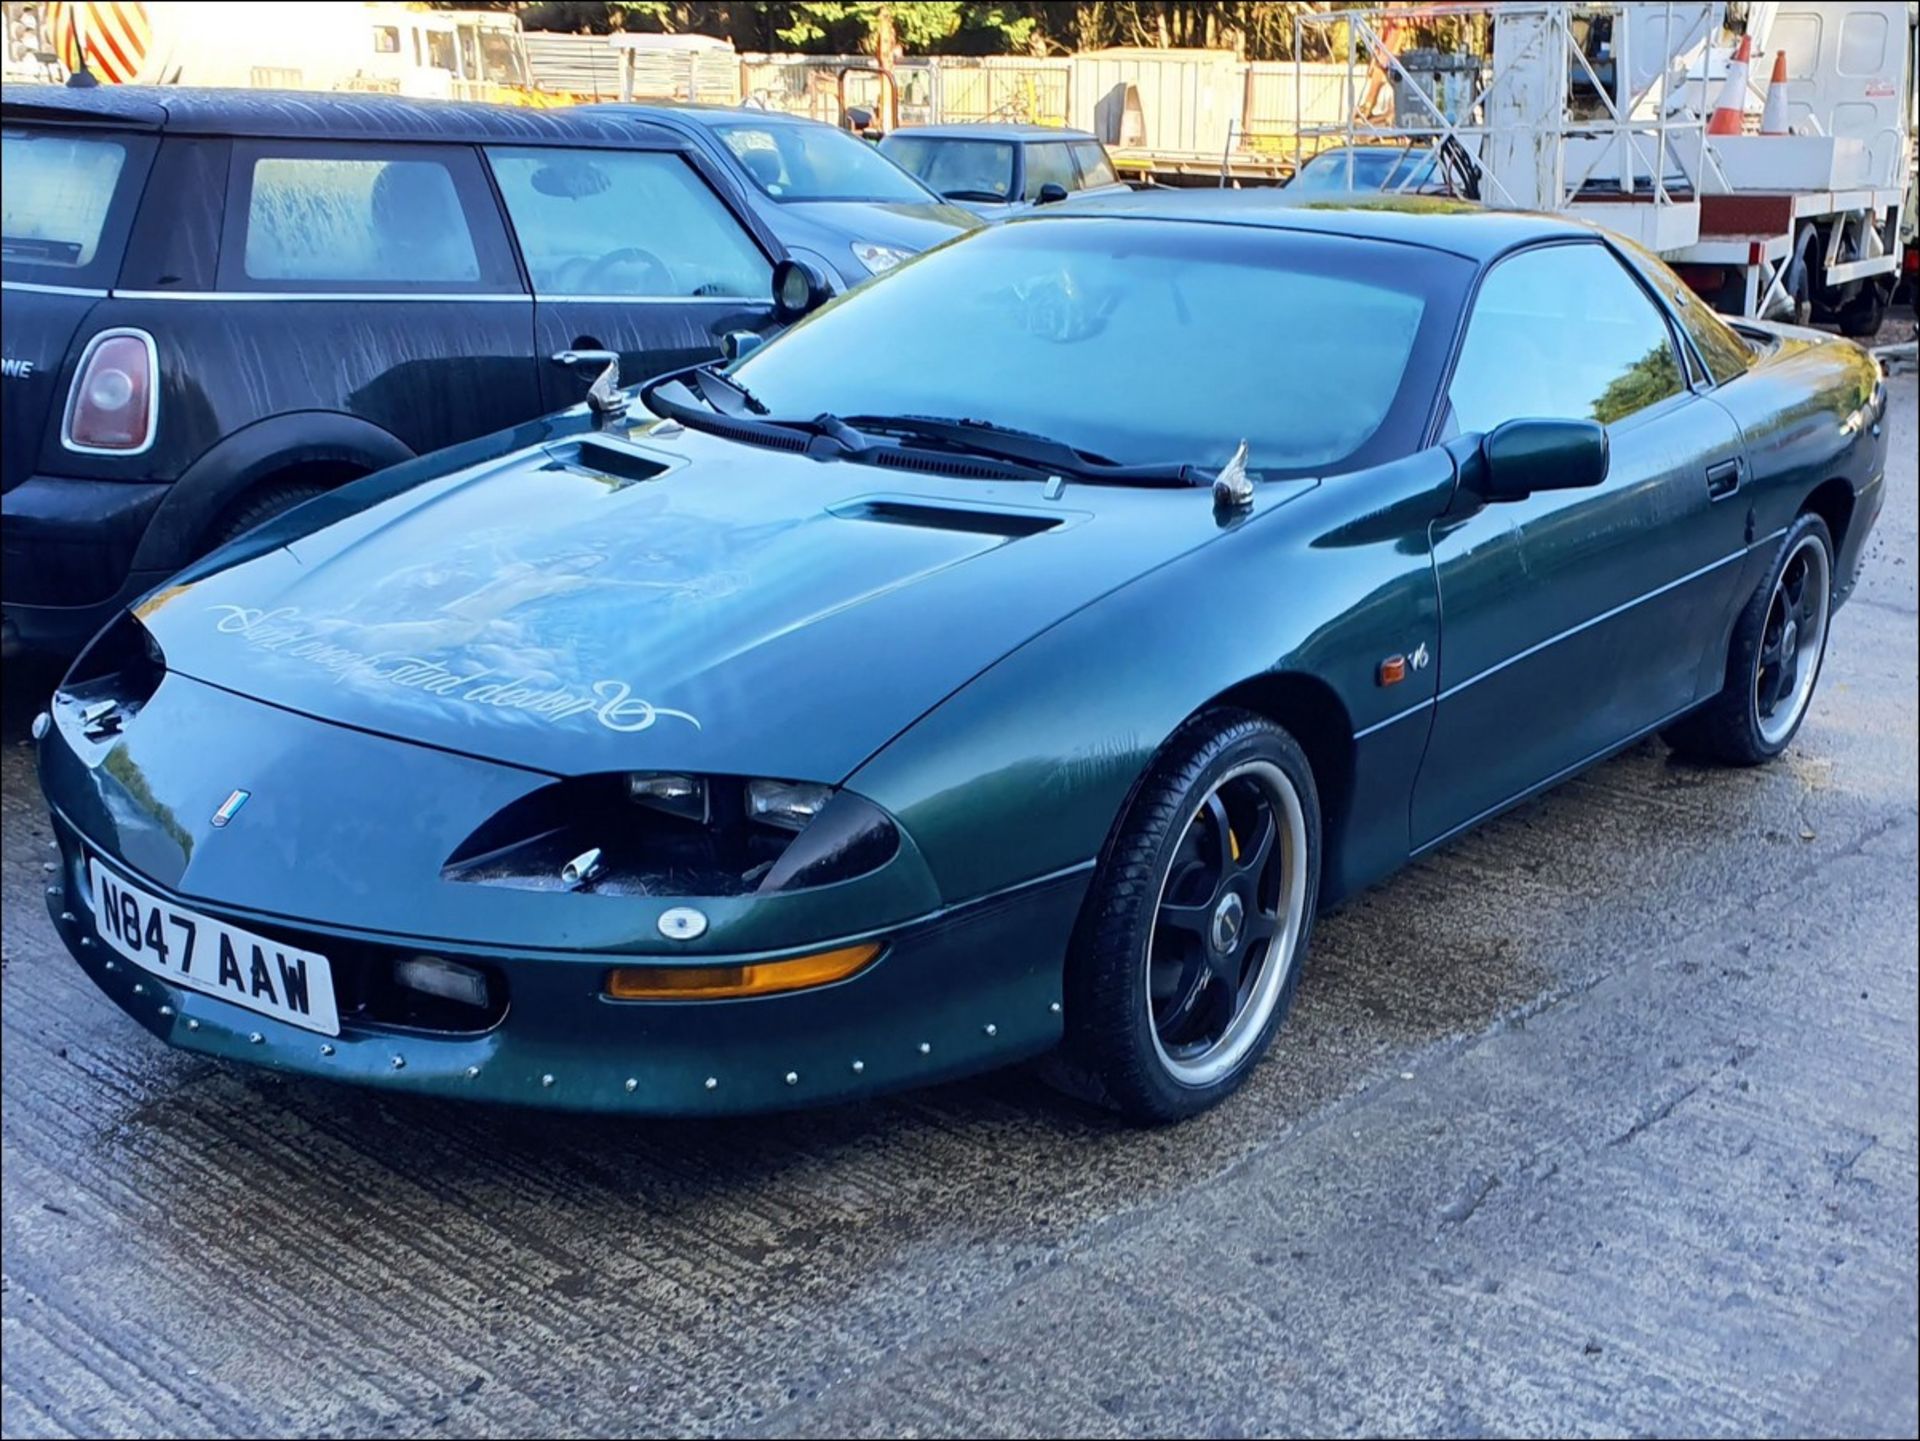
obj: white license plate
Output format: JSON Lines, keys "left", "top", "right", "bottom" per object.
{"left": 89, "top": 858, "right": 340, "bottom": 1036}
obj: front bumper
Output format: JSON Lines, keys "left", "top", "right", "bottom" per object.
{"left": 41, "top": 812, "right": 1085, "bottom": 1116}
{"left": 2, "top": 473, "right": 171, "bottom": 655}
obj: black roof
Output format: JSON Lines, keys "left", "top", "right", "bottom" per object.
{"left": 593, "top": 102, "right": 837, "bottom": 130}
{"left": 0, "top": 83, "right": 684, "bottom": 147}
{"left": 1042, "top": 189, "right": 1598, "bottom": 263}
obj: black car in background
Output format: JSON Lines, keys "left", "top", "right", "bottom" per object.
{"left": 0, "top": 85, "right": 799, "bottom": 655}
{"left": 595, "top": 104, "right": 979, "bottom": 287}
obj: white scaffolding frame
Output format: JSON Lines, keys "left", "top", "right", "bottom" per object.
{"left": 1292, "top": 1, "right": 1714, "bottom": 227}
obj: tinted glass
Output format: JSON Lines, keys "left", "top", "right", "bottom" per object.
{"left": 1, "top": 128, "right": 145, "bottom": 286}
{"left": 1070, "top": 141, "right": 1119, "bottom": 189}
{"left": 1293, "top": 148, "right": 1404, "bottom": 192}
{"left": 1023, "top": 142, "right": 1077, "bottom": 200}
{"left": 1613, "top": 234, "right": 1754, "bottom": 385}
{"left": 243, "top": 156, "right": 481, "bottom": 283}
{"left": 880, "top": 136, "right": 1015, "bottom": 201}
{"left": 1448, "top": 242, "right": 1685, "bottom": 434}
{"left": 713, "top": 121, "right": 931, "bottom": 203}
{"left": 733, "top": 218, "right": 1471, "bottom": 476}
{"left": 489, "top": 147, "right": 771, "bottom": 299}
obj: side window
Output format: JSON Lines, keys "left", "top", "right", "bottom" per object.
{"left": 1023, "top": 142, "right": 1076, "bottom": 200}
{"left": 1448, "top": 243, "right": 1686, "bottom": 435}
{"left": 487, "top": 146, "right": 772, "bottom": 301}
{"left": 1613, "top": 235, "right": 1754, "bottom": 386}
{"left": 1069, "top": 141, "right": 1119, "bottom": 189}
{"left": 223, "top": 142, "right": 518, "bottom": 292}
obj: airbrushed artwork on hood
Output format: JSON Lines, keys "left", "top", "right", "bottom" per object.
{"left": 200, "top": 536, "right": 720, "bottom": 735}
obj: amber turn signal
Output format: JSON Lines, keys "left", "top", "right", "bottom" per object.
{"left": 605, "top": 943, "right": 882, "bottom": 1001}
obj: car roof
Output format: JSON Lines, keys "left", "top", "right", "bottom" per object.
{"left": 1303, "top": 143, "right": 1431, "bottom": 156}
{"left": 1038, "top": 190, "right": 1598, "bottom": 262}
{"left": 0, "top": 83, "right": 686, "bottom": 147}
{"left": 594, "top": 102, "right": 835, "bottom": 131}
{"left": 887, "top": 123, "right": 1100, "bottom": 143}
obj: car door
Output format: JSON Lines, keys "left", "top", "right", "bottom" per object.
{"left": 1410, "top": 240, "right": 1750, "bottom": 849}
{"left": 205, "top": 137, "right": 540, "bottom": 457}
{"left": 1067, "top": 139, "right": 1129, "bottom": 198}
{"left": 1021, "top": 141, "right": 1078, "bottom": 205}
{"left": 485, "top": 144, "right": 779, "bottom": 412}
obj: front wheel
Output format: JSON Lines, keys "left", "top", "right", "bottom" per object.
{"left": 1665, "top": 513, "right": 1834, "bottom": 766}
{"left": 1061, "top": 711, "right": 1321, "bottom": 1123}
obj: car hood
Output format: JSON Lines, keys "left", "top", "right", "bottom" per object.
{"left": 135, "top": 427, "right": 1298, "bottom": 783}
{"left": 782, "top": 197, "right": 982, "bottom": 252}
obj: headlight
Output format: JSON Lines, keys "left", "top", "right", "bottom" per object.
{"left": 745, "top": 778, "right": 835, "bottom": 832}
{"left": 628, "top": 772, "right": 708, "bottom": 822}
{"left": 444, "top": 774, "right": 900, "bottom": 896}
{"left": 850, "top": 241, "right": 912, "bottom": 276}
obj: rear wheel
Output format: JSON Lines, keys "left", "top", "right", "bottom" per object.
{"left": 1664, "top": 514, "right": 1834, "bottom": 766}
{"left": 1835, "top": 277, "right": 1891, "bottom": 339}
{"left": 205, "top": 479, "right": 329, "bottom": 550}
{"left": 1060, "top": 711, "right": 1320, "bottom": 1123}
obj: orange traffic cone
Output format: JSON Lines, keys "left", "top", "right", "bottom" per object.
{"left": 1708, "top": 34, "right": 1753, "bottom": 136}
{"left": 1759, "top": 48, "right": 1791, "bottom": 134}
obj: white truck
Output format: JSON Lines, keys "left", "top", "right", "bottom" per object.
{"left": 5, "top": 1, "right": 540, "bottom": 101}
{"left": 1296, "top": 1, "right": 1915, "bottom": 330}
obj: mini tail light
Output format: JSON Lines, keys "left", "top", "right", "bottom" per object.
{"left": 63, "top": 328, "right": 158, "bottom": 454}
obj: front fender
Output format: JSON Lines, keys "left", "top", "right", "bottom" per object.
{"left": 848, "top": 448, "right": 1457, "bottom": 908}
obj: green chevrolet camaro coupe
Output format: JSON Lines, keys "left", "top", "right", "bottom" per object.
{"left": 36, "top": 196, "right": 1887, "bottom": 1124}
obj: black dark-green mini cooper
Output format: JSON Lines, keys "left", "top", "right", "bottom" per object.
{"left": 37, "top": 194, "right": 1887, "bottom": 1123}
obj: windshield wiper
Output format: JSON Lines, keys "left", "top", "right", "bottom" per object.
{"left": 842, "top": 413, "right": 1200, "bottom": 488}
{"left": 939, "top": 189, "right": 1009, "bottom": 203}
{"left": 640, "top": 374, "right": 1203, "bottom": 488}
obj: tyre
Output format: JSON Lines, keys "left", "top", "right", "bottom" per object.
{"left": 1835, "top": 278, "right": 1890, "bottom": 339}
{"left": 1664, "top": 513, "right": 1834, "bottom": 766}
{"left": 1060, "top": 709, "right": 1321, "bottom": 1123}
{"left": 206, "top": 479, "right": 329, "bottom": 550}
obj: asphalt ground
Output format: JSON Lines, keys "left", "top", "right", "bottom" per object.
{"left": 2, "top": 376, "right": 1914, "bottom": 1439}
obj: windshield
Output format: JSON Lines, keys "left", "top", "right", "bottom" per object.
{"left": 1295, "top": 149, "right": 1412, "bottom": 193}
{"left": 478, "top": 28, "right": 529, "bottom": 87}
{"left": 731, "top": 217, "right": 1470, "bottom": 476}
{"left": 880, "top": 136, "right": 1015, "bottom": 201}
{"left": 712, "top": 120, "right": 933, "bottom": 204}
{"left": 1, "top": 127, "right": 151, "bottom": 288}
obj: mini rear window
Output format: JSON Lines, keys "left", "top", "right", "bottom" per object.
{"left": 1, "top": 127, "right": 154, "bottom": 289}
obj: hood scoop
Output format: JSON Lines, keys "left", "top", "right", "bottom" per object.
{"left": 830, "top": 497, "right": 1064, "bottom": 539}
{"left": 542, "top": 438, "right": 673, "bottom": 487}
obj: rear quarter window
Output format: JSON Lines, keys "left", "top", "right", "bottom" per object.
{"left": 1, "top": 126, "right": 155, "bottom": 289}
{"left": 221, "top": 141, "right": 519, "bottom": 293}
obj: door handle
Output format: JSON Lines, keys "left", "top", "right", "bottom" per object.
{"left": 1705, "top": 458, "right": 1742, "bottom": 500}
{"left": 551, "top": 348, "right": 617, "bottom": 371}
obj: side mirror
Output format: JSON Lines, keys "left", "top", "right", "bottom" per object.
{"left": 1474, "top": 418, "right": 1609, "bottom": 501}
{"left": 771, "top": 258, "right": 832, "bottom": 323}
{"left": 1035, "top": 181, "right": 1071, "bottom": 205}
{"left": 722, "top": 329, "right": 766, "bottom": 363}
{"left": 845, "top": 105, "right": 874, "bottom": 132}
